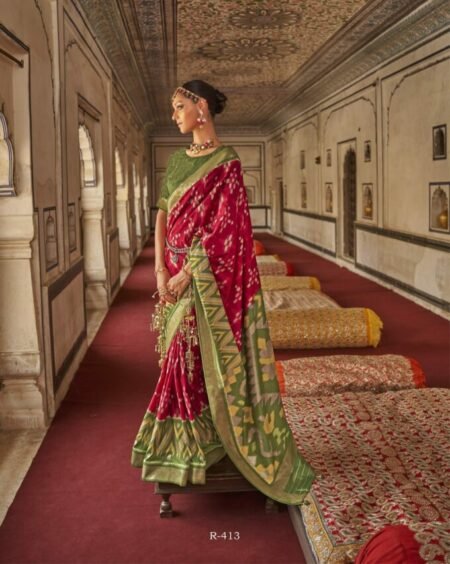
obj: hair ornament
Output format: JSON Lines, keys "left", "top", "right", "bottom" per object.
{"left": 171, "top": 86, "right": 200, "bottom": 103}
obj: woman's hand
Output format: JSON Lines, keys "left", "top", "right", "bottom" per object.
{"left": 156, "top": 271, "right": 176, "bottom": 305}
{"left": 166, "top": 269, "right": 192, "bottom": 300}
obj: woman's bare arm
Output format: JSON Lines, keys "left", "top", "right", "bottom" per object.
{"left": 154, "top": 209, "right": 175, "bottom": 303}
{"left": 155, "top": 209, "right": 167, "bottom": 271}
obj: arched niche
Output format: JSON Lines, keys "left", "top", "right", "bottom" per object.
{"left": 0, "top": 112, "right": 16, "bottom": 196}
{"left": 78, "top": 124, "right": 96, "bottom": 187}
{"left": 114, "top": 147, "right": 124, "bottom": 188}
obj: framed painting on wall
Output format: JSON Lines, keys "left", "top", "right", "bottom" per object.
{"left": 362, "top": 183, "right": 374, "bottom": 219}
{"left": 429, "top": 182, "right": 449, "bottom": 233}
{"left": 432, "top": 125, "right": 447, "bottom": 160}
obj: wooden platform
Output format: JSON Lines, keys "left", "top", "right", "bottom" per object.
{"left": 154, "top": 456, "right": 282, "bottom": 517}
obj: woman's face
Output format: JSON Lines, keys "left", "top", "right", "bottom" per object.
{"left": 171, "top": 93, "right": 200, "bottom": 134}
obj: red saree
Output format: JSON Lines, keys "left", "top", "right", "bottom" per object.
{"left": 132, "top": 146, "right": 314, "bottom": 504}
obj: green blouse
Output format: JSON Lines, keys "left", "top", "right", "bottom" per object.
{"left": 157, "top": 146, "right": 239, "bottom": 212}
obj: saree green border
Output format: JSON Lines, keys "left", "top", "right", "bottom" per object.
{"left": 189, "top": 236, "right": 315, "bottom": 505}
{"left": 132, "top": 409, "right": 226, "bottom": 486}
{"left": 163, "top": 292, "right": 192, "bottom": 351}
{"left": 167, "top": 147, "right": 239, "bottom": 213}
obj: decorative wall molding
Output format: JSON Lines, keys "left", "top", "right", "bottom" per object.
{"left": 266, "top": 0, "right": 450, "bottom": 133}
{"left": 283, "top": 231, "right": 337, "bottom": 258}
{"left": 356, "top": 261, "right": 450, "bottom": 310}
{"left": 356, "top": 222, "right": 450, "bottom": 252}
{"left": 283, "top": 207, "right": 337, "bottom": 224}
{"left": 323, "top": 95, "right": 376, "bottom": 137}
{"left": 48, "top": 259, "right": 86, "bottom": 392}
{"left": 385, "top": 53, "right": 450, "bottom": 145}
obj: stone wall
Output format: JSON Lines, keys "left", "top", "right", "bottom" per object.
{"left": 0, "top": 0, "right": 149, "bottom": 428}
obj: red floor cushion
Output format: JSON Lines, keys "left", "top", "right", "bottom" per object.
{"left": 355, "top": 525, "right": 425, "bottom": 564}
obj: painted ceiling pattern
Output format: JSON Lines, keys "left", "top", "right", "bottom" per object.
{"left": 177, "top": 0, "right": 367, "bottom": 86}
{"left": 78, "top": 0, "right": 445, "bottom": 134}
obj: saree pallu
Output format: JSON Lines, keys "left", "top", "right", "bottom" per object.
{"left": 132, "top": 147, "right": 315, "bottom": 504}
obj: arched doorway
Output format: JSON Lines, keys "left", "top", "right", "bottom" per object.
{"left": 341, "top": 145, "right": 357, "bottom": 260}
{"left": 78, "top": 122, "right": 107, "bottom": 309}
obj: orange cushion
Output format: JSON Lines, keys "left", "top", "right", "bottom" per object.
{"left": 254, "top": 240, "right": 266, "bottom": 256}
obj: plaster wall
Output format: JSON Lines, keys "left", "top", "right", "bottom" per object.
{"left": 270, "top": 31, "right": 450, "bottom": 311}
{"left": 382, "top": 56, "right": 450, "bottom": 235}
{"left": 357, "top": 228, "right": 450, "bottom": 306}
{"left": 285, "top": 119, "right": 319, "bottom": 212}
{"left": 283, "top": 211, "right": 336, "bottom": 255}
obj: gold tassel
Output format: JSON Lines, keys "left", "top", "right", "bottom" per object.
{"left": 150, "top": 298, "right": 170, "bottom": 367}
{"left": 179, "top": 285, "right": 198, "bottom": 382}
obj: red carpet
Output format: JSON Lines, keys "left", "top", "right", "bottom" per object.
{"left": 0, "top": 242, "right": 305, "bottom": 564}
{"left": 0, "top": 235, "right": 448, "bottom": 564}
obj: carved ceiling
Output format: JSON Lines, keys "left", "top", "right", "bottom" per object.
{"left": 77, "top": 0, "right": 448, "bottom": 135}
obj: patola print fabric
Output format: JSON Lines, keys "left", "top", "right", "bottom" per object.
{"left": 132, "top": 147, "right": 314, "bottom": 503}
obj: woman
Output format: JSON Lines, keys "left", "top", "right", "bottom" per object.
{"left": 131, "top": 80, "right": 314, "bottom": 504}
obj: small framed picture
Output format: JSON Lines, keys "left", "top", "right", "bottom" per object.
{"left": 325, "top": 183, "right": 333, "bottom": 213}
{"left": 364, "top": 140, "right": 371, "bottom": 162}
{"left": 432, "top": 125, "right": 447, "bottom": 160}
{"left": 429, "top": 182, "right": 449, "bottom": 233}
{"left": 362, "top": 183, "right": 373, "bottom": 219}
{"left": 326, "top": 149, "right": 332, "bottom": 167}
{"left": 300, "top": 150, "right": 305, "bottom": 170}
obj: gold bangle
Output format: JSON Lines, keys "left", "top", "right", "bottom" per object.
{"left": 155, "top": 266, "right": 168, "bottom": 274}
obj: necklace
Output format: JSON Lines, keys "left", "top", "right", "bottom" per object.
{"left": 189, "top": 139, "right": 215, "bottom": 155}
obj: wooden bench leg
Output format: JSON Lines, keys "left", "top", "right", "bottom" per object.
{"left": 159, "top": 493, "right": 174, "bottom": 518}
{"left": 265, "top": 498, "right": 284, "bottom": 513}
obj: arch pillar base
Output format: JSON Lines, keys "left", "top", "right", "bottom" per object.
{"left": 0, "top": 378, "right": 47, "bottom": 429}
{"left": 85, "top": 281, "right": 108, "bottom": 310}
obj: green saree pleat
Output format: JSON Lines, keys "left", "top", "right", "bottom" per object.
{"left": 189, "top": 236, "right": 315, "bottom": 505}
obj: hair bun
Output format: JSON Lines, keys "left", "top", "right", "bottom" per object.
{"left": 214, "top": 89, "right": 227, "bottom": 115}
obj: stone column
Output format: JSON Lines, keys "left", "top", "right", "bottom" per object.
{"left": 0, "top": 215, "right": 46, "bottom": 428}
{"left": 81, "top": 193, "right": 108, "bottom": 309}
{"left": 116, "top": 197, "right": 132, "bottom": 267}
